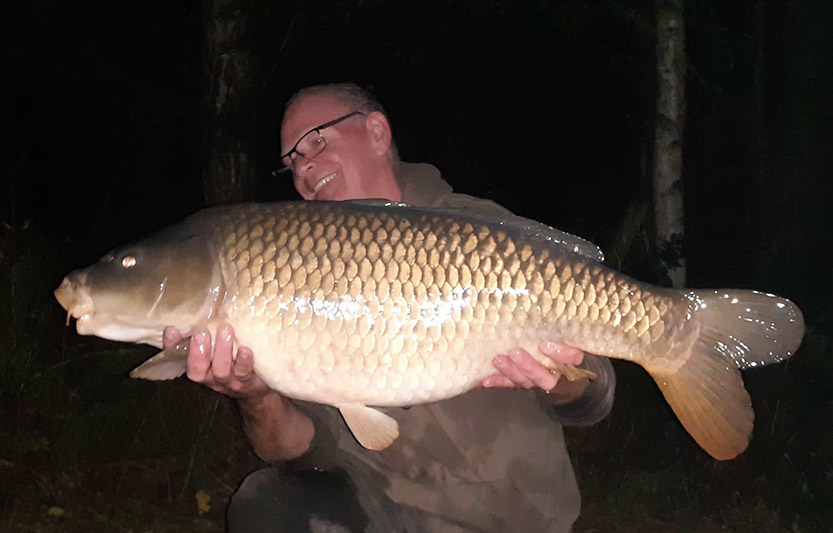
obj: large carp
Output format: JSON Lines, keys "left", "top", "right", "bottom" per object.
{"left": 54, "top": 201, "right": 804, "bottom": 459}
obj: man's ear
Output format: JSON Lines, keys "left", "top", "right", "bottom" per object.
{"left": 365, "top": 111, "right": 393, "bottom": 155}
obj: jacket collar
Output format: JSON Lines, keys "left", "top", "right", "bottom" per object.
{"left": 395, "top": 162, "right": 451, "bottom": 207}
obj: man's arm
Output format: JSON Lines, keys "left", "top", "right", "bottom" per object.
{"left": 163, "top": 325, "right": 314, "bottom": 463}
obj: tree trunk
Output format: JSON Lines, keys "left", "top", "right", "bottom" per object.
{"left": 202, "top": 0, "right": 258, "bottom": 206}
{"left": 652, "top": 0, "right": 686, "bottom": 287}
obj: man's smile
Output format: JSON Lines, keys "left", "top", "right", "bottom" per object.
{"left": 312, "top": 172, "right": 336, "bottom": 195}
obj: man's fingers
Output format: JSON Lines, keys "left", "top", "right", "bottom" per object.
{"left": 493, "top": 353, "right": 536, "bottom": 389}
{"left": 509, "top": 349, "right": 560, "bottom": 391}
{"left": 211, "top": 325, "right": 235, "bottom": 383}
{"left": 233, "top": 346, "right": 256, "bottom": 381}
{"left": 177, "top": 324, "right": 267, "bottom": 398}
{"left": 484, "top": 344, "right": 585, "bottom": 392}
{"left": 186, "top": 329, "right": 212, "bottom": 382}
{"left": 162, "top": 326, "right": 182, "bottom": 349}
{"left": 539, "top": 341, "right": 584, "bottom": 365}
{"left": 481, "top": 374, "right": 516, "bottom": 388}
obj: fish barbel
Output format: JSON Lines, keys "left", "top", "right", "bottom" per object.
{"left": 54, "top": 201, "right": 804, "bottom": 459}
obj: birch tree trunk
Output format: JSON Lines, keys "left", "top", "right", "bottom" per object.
{"left": 653, "top": 0, "right": 686, "bottom": 287}
{"left": 202, "top": 0, "right": 258, "bottom": 206}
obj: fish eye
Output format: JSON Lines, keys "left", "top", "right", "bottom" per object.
{"left": 122, "top": 256, "right": 137, "bottom": 268}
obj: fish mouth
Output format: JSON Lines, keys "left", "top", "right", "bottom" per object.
{"left": 54, "top": 275, "right": 97, "bottom": 327}
{"left": 311, "top": 172, "right": 336, "bottom": 196}
{"left": 54, "top": 278, "right": 134, "bottom": 338}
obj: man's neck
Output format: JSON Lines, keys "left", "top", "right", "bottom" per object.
{"left": 371, "top": 162, "right": 403, "bottom": 202}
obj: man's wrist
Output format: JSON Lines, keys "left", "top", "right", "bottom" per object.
{"left": 238, "top": 388, "right": 284, "bottom": 414}
{"left": 237, "top": 391, "right": 315, "bottom": 463}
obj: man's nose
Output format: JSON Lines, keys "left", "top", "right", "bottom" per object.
{"left": 292, "top": 154, "right": 315, "bottom": 176}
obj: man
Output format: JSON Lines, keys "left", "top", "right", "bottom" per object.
{"left": 164, "top": 83, "right": 615, "bottom": 532}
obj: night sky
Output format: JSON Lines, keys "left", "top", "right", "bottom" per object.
{"left": 3, "top": 0, "right": 832, "bottom": 529}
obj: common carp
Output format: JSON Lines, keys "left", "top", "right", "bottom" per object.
{"left": 54, "top": 201, "right": 804, "bottom": 459}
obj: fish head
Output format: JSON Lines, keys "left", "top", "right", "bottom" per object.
{"left": 55, "top": 230, "right": 223, "bottom": 348}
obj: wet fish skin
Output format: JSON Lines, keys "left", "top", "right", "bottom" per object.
{"left": 54, "top": 201, "right": 804, "bottom": 458}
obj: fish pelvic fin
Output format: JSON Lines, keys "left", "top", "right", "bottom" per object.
{"left": 646, "top": 289, "right": 804, "bottom": 460}
{"left": 337, "top": 404, "right": 400, "bottom": 451}
{"left": 130, "top": 337, "right": 190, "bottom": 380}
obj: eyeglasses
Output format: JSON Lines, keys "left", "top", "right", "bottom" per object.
{"left": 277, "top": 111, "right": 366, "bottom": 174}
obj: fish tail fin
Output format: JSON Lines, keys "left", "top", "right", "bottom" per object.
{"left": 645, "top": 290, "right": 804, "bottom": 460}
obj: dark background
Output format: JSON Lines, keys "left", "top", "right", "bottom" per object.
{"left": 3, "top": 0, "right": 832, "bottom": 531}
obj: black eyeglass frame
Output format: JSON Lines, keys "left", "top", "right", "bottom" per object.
{"left": 276, "top": 111, "right": 367, "bottom": 174}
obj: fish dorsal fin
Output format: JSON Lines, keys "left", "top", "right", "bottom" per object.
{"left": 504, "top": 213, "right": 604, "bottom": 262}
{"left": 130, "top": 337, "right": 190, "bottom": 380}
{"left": 337, "top": 403, "right": 400, "bottom": 451}
{"left": 340, "top": 200, "right": 605, "bottom": 262}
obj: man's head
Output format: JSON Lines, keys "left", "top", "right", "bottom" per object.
{"left": 280, "top": 83, "right": 401, "bottom": 202}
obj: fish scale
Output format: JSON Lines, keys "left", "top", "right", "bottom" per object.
{"left": 55, "top": 200, "right": 804, "bottom": 458}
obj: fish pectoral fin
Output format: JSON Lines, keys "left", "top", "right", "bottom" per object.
{"left": 129, "top": 337, "right": 190, "bottom": 380}
{"left": 542, "top": 360, "right": 597, "bottom": 381}
{"left": 337, "top": 404, "right": 399, "bottom": 451}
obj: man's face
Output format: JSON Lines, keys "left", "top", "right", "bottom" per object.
{"left": 280, "top": 94, "right": 391, "bottom": 201}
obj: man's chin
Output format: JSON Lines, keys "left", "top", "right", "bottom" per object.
{"left": 312, "top": 187, "right": 340, "bottom": 202}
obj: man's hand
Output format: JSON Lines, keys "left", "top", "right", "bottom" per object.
{"left": 162, "top": 324, "right": 271, "bottom": 400}
{"left": 163, "top": 324, "right": 315, "bottom": 462}
{"left": 481, "top": 342, "right": 589, "bottom": 403}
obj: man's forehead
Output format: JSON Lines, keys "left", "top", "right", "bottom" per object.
{"left": 282, "top": 94, "right": 351, "bottom": 141}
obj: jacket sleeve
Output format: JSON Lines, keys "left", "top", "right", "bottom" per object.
{"left": 545, "top": 354, "right": 616, "bottom": 427}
